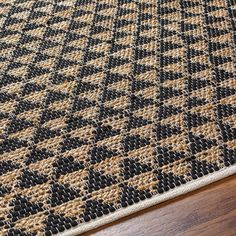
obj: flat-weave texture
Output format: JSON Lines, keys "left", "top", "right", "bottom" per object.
{"left": 0, "top": 0, "right": 236, "bottom": 235}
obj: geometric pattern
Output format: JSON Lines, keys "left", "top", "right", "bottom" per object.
{"left": 0, "top": 0, "right": 235, "bottom": 235}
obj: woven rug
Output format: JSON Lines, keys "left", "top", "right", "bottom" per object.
{"left": 0, "top": 0, "right": 236, "bottom": 235}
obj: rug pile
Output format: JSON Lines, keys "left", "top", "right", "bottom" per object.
{"left": 0, "top": 0, "right": 235, "bottom": 235}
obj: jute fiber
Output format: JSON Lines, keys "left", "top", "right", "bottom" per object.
{"left": 0, "top": 0, "right": 235, "bottom": 235}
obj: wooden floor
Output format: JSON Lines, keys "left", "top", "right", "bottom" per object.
{"left": 82, "top": 175, "right": 236, "bottom": 236}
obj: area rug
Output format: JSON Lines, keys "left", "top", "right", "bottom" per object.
{"left": 0, "top": 0, "right": 236, "bottom": 235}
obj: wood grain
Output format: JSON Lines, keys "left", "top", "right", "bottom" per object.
{"left": 82, "top": 175, "right": 236, "bottom": 236}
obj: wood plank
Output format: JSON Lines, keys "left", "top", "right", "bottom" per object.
{"left": 82, "top": 175, "right": 236, "bottom": 236}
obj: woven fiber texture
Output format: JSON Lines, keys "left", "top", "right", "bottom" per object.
{"left": 0, "top": 0, "right": 236, "bottom": 235}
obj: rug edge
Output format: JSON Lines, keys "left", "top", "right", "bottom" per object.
{"left": 61, "top": 164, "right": 236, "bottom": 236}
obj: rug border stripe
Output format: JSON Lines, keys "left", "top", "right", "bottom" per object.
{"left": 60, "top": 164, "right": 236, "bottom": 236}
